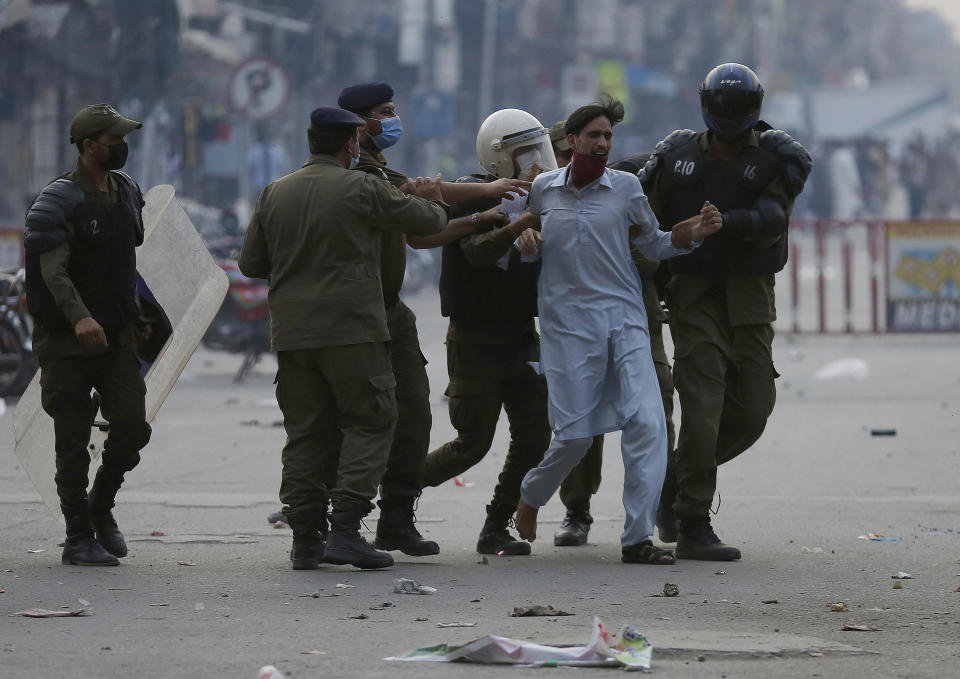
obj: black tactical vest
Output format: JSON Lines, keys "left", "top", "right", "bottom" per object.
{"left": 656, "top": 132, "right": 787, "bottom": 278}
{"left": 25, "top": 172, "right": 143, "bottom": 332}
{"left": 438, "top": 176, "right": 540, "bottom": 323}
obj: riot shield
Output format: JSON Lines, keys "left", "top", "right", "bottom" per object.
{"left": 12, "top": 185, "right": 230, "bottom": 519}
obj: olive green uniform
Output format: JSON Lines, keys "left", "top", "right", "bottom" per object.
{"left": 238, "top": 154, "right": 446, "bottom": 523}
{"left": 356, "top": 141, "right": 433, "bottom": 499}
{"left": 422, "top": 218, "right": 551, "bottom": 524}
{"left": 644, "top": 132, "right": 796, "bottom": 519}
{"left": 34, "top": 164, "right": 148, "bottom": 507}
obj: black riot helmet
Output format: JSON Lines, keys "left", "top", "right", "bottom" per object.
{"left": 699, "top": 63, "right": 764, "bottom": 141}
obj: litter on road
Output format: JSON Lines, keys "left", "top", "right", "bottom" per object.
{"left": 258, "top": 665, "right": 284, "bottom": 679}
{"left": 436, "top": 622, "right": 476, "bottom": 628}
{"left": 829, "top": 602, "right": 848, "bottom": 612}
{"left": 892, "top": 572, "right": 913, "bottom": 579}
{"left": 858, "top": 533, "right": 903, "bottom": 541}
{"left": 509, "top": 605, "right": 572, "bottom": 617}
{"left": 386, "top": 616, "right": 650, "bottom": 669}
{"left": 841, "top": 624, "right": 880, "bottom": 632}
{"left": 393, "top": 578, "right": 437, "bottom": 595}
{"left": 13, "top": 599, "right": 90, "bottom": 618}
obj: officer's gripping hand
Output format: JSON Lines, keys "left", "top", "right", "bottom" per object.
{"left": 507, "top": 210, "right": 541, "bottom": 238}
{"left": 477, "top": 205, "right": 509, "bottom": 230}
{"left": 517, "top": 227, "right": 544, "bottom": 257}
{"left": 486, "top": 177, "right": 531, "bottom": 200}
{"left": 410, "top": 173, "right": 444, "bottom": 202}
{"left": 75, "top": 316, "right": 108, "bottom": 348}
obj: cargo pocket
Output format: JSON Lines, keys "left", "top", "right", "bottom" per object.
{"left": 365, "top": 371, "right": 398, "bottom": 423}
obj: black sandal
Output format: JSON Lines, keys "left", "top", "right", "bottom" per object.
{"left": 621, "top": 540, "right": 676, "bottom": 564}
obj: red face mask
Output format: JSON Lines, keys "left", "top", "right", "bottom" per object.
{"left": 570, "top": 152, "right": 607, "bottom": 186}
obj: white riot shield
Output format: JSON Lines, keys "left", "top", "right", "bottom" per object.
{"left": 13, "top": 185, "right": 230, "bottom": 519}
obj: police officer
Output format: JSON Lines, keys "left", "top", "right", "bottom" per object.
{"left": 337, "top": 83, "right": 521, "bottom": 557}
{"left": 552, "top": 150, "right": 679, "bottom": 549}
{"left": 24, "top": 103, "right": 151, "bottom": 566}
{"left": 640, "top": 63, "right": 812, "bottom": 560}
{"left": 238, "top": 107, "right": 448, "bottom": 570}
{"left": 421, "top": 108, "right": 553, "bottom": 556}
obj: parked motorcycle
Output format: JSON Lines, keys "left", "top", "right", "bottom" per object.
{"left": 201, "top": 257, "right": 271, "bottom": 382}
{"left": 0, "top": 268, "right": 38, "bottom": 397}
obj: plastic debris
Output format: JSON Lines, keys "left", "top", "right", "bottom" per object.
{"left": 177, "top": 561, "right": 196, "bottom": 567}
{"left": 841, "top": 624, "right": 880, "bottom": 632}
{"left": 870, "top": 429, "right": 896, "bottom": 436}
{"left": 809, "top": 651, "right": 824, "bottom": 657}
{"left": 300, "top": 650, "right": 326, "bottom": 655}
{"left": 13, "top": 599, "right": 90, "bottom": 618}
{"left": 258, "top": 665, "right": 284, "bottom": 679}
{"left": 349, "top": 613, "right": 369, "bottom": 620}
{"left": 510, "top": 605, "right": 572, "bottom": 617}
{"left": 892, "top": 572, "right": 913, "bottom": 579}
{"left": 437, "top": 622, "right": 477, "bottom": 628}
{"left": 150, "top": 531, "right": 165, "bottom": 537}
{"left": 800, "top": 546, "right": 824, "bottom": 554}
{"left": 453, "top": 476, "right": 474, "bottom": 487}
{"left": 762, "top": 599, "right": 779, "bottom": 604}
{"left": 857, "top": 533, "right": 903, "bottom": 541}
{"left": 393, "top": 578, "right": 437, "bottom": 595}
{"left": 662, "top": 583, "right": 680, "bottom": 597}
{"left": 386, "top": 616, "right": 642, "bottom": 668}
{"left": 335, "top": 583, "right": 355, "bottom": 589}
{"left": 892, "top": 581, "right": 903, "bottom": 590}
{"left": 814, "top": 358, "right": 868, "bottom": 380}
{"left": 26, "top": 549, "right": 46, "bottom": 554}
{"left": 713, "top": 570, "right": 725, "bottom": 575}
{"left": 613, "top": 625, "right": 653, "bottom": 670}
{"left": 829, "top": 602, "right": 847, "bottom": 612}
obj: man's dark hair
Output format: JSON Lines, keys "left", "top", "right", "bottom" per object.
{"left": 307, "top": 125, "right": 356, "bottom": 155}
{"left": 565, "top": 94, "right": 625, "bottom": 136}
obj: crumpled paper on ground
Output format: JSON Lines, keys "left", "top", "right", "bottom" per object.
{"left": 13, "top": 599, "right": 90, "bottom": 618}
{"left": 385, "top": 616, "right": 651, "bottom": 669}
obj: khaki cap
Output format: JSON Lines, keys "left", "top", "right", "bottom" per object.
{"left": 549, "top": 120, "right": 570, "bottom": 152}
{"left": 69, "top": 103, "right": 142, "bottom": 143}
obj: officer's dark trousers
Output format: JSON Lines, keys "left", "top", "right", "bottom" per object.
{"left": 559, "top": 323, "right": 676, "bottom": 513}
{"left": 381, "top": 300, "right": 431, "bottom": 499}
{"left": 39, "top": 350, "right": 151, "bottom": 506}
{"left": 670, "top": 290, "right": 776, "bottom": 519}
{"left": 423, "top": 333, "right": 551, "bottom": 518}
{"left": 276, "top": 343, "right": 397, "bottom": 522}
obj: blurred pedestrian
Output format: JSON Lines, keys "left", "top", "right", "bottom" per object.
{"left": 23, "top": 103, "right": 151, "bottom": 566}
{"left": 238, "top": 107, "right": 448, "bottom": 570}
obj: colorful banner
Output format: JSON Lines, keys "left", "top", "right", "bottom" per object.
{"left": 886, "top": 221, "right": 960, "bottom": 331}
{"left": 595, "top": 60, "right": 631, "bottom": 123}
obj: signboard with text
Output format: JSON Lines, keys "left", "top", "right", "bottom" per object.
{"left": 886, "top": 221, "right": 960, "bottom": 331}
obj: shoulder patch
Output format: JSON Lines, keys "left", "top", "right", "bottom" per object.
{"left": 638, "top": 129, "right": 696, "bottom": 184}
{"left": 759, "top": 129, "right": 813, "bottom": 196}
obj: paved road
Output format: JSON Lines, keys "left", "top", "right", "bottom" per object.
{"left": 1, "top": 290, "right": 958, "bottom": 678}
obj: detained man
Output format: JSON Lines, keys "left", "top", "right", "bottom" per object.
{"left": 513, "top": 96, "right": 722, "bottom": 564}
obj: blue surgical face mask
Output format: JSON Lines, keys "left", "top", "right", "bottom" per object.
{"left": 372, "top": 116, "right": 403, "bottom": 151}
{"left": 349, "top": 150, "right": 360, "bottom": 169}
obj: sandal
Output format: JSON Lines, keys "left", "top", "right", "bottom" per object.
{"left": 621, "top": 540, "right": 676, "bottom": 565}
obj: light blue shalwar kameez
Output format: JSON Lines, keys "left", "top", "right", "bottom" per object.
{"left": 519, "top": 165, "right": 696, "bottom": 547}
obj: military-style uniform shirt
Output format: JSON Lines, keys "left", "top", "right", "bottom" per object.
{"left": 34, "top": 161, "right": 137, "bottom": 357}
{"left": 645, "top": 130, "right": 796, "bottom": 326}
{"left": 356, "top": 138, "right": 409, "bottom": 299}
{"left": 238, "top": 154, "right": 446, "bottom": 352}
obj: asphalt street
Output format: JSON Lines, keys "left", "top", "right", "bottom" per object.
{"left": 1, "top": 289, "right": 958, "bottom": 678}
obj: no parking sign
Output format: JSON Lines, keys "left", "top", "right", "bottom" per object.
{"left": 228, "top": 58, "right": 290, "bottom": 120}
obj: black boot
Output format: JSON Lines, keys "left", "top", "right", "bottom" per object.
{"left": 286, "top": 510, "right": 325, "bottom": 570}
{"left": 88, "top": 468, "right": 127, "bottom": 558}
{"left": 676, "top": 516, "right": 741, "bottom": 561}
{"left": 476, "top": 504, "right": 530, "bottom": 556}
{"left": 61, "top": 502, "right": 119, "bottom": 566}
{"left": 324, "top": 507, "right": 394, "bottom": 569}
{"left": 553, "top": 506, "right": 592, "bottom": 547}
{"left": 656, "top": 470, "right": 680, "bottom": 544}
{"left": 373, "top": 496, "right": 440, "bottom": 556}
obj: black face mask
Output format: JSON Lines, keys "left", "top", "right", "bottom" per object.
{"left": 100, "top": 141, "right": 129, "bottom": 170}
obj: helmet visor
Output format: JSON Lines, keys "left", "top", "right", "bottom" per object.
{"left": 513, "top": 139, "right": 558, "bottom": 180}
{"left": 701, "top": 89, "right": 761, "bottom": 119}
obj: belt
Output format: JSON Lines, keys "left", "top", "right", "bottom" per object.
{"left": 383, "top": 293, "right": 400, "bottom": 310}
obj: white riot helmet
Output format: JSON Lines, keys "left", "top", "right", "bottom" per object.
{"left": 476, "top": 108, "right": 558, "bottom": 179}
